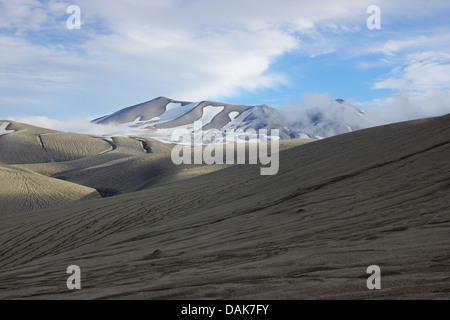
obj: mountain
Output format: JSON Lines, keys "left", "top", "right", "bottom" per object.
{"left": 93, "top": 96, "right": 373, "bottom": 142}
{"left": 288, "top": 98, "right": 376, "bottom": 139}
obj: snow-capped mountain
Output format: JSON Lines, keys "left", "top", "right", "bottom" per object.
{"left": 93, "top": 96, "right": 373, "bottom": 142}
{"left": 286, "top": 99, "right": 376, "bottom": 139}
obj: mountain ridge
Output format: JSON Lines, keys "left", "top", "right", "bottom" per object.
{"left": 92, "top": 96, "right": 373, "bottom": 141}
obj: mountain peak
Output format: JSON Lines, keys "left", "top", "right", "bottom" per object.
{"left": 92, "top": 96, "right": 373, "bottom": 142}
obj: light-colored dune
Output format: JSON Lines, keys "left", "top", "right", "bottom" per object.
{"left": 0, "top": 114, "right": 448, "bottom": 299}
{"left": 9, "top": 130, "right": 310, "bottom": 200}
{"left": 0, "top": 121, "right": 112, "bottom": 164}
{"left": 0, "top": 123, "right": 179, "bottom": 213}
{"left": 0, "top": 164, "right": 100, "bottom": 216}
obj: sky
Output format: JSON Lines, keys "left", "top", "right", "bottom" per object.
{"left": 1, "top": 0, "right": 450, "bottom": 125}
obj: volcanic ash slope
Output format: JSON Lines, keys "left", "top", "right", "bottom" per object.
{"left": 0, "top": 114, "right": 449, "bottom": 299}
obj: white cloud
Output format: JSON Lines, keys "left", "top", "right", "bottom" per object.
{"left": 0, "top": 0, "right": 69, "bottom": 33}
{"left": 1, "top": 0, "right": 450, "bottom": 124}
{"left": 372, "top": 51, "right": 450, "bottom": 95}
{"left": 370, "top": 34, "right": 450, "bottom": 57}
{"left": 364, "top": 91, "right": 450, "bottom": 124}
{"left": 8, "top": 116, "right": 145, "bottom": 137}
{"left": 279, "top": 93, "right": 378, "bottom": 138}
{"left": 0, "top": 0, "right": 373, "bottom": 114}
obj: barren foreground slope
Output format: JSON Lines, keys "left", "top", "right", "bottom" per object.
{"left": 0, "top": 115, "right": 449, "bottom": 299}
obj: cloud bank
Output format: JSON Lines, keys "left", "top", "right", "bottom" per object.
{"left": 8, "top": 116, "right": 144, "bottom": 137}
{"left": 1, "top": 0, "right": 450, "bottom": 124}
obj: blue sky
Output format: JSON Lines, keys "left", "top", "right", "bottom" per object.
{"left": 1, "top": 0, "right": 450, "bottom": 124}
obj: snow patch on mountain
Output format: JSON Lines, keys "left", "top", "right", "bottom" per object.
{"left": 0, "top": 122, "right": 14, "bottom": 136}
{"left": 228, "top": 111, "right": 239, "bottom": 121}
{"left": 150, "top": 101, "right": 200, "bottom": 123}
{"left": 92, "top": 96, "right": 375, "bottom": 143}
{"left": 224, "top": 107, "right": 257, "bottom": 132}
{"left": 200, "top": 105, "right": 225, "bottom": 125}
